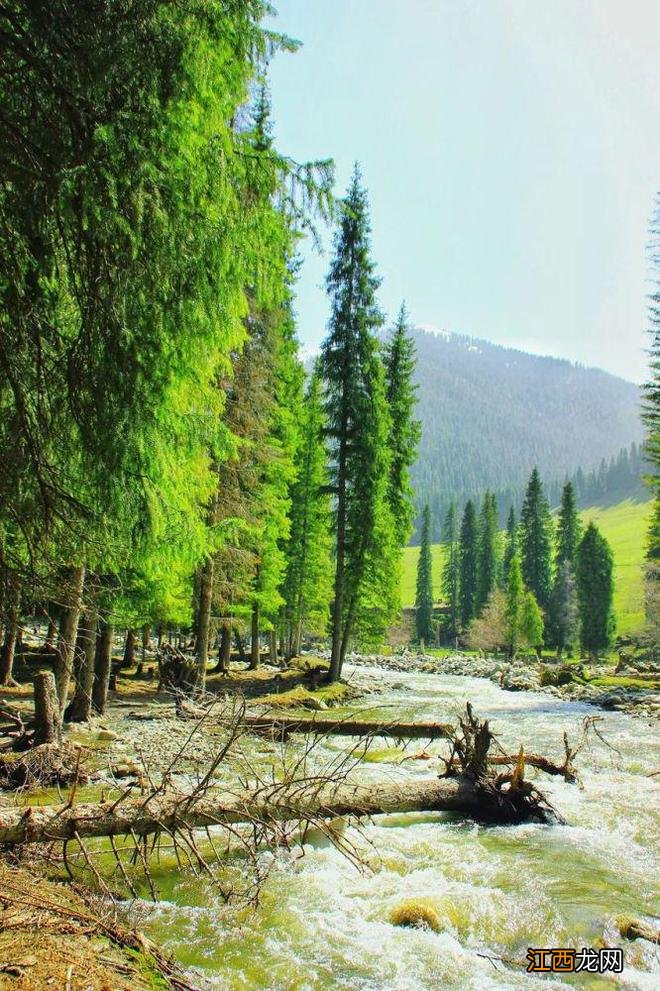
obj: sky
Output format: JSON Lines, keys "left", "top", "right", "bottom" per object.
{"left": 266, "top": 0, "right": 660, "bottom": 384}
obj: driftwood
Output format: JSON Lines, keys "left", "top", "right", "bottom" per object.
{"left": 0, "top": 771, "right": 561, "bottom": 846}
{"left": 240, "top": 714, "right": 453, "bottom": 741}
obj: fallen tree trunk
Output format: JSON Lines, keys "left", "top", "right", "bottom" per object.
{"left": 240, "top": 714, "right": 453, "bottom": 740}
{"left": 0, "top": 771, "right": 560, "bottom": 846}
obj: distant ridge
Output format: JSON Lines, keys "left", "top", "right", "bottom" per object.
{"left": 409, "top": 326, "right": 644, "bottom": 536}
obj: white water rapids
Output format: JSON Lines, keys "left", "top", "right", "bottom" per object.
{"left": 141, "top": 666, "right": 659, "bottom": 990}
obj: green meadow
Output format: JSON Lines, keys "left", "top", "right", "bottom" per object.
{"left": 401, "top": 499, "right": 653, "bottom": 636}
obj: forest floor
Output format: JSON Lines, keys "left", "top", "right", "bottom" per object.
{"left": 0, "top": 859, "right": 183, "bottom": 991}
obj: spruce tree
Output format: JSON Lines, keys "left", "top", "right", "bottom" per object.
{"left": 576, "top": 523, "right": 615, "bottom": 659}
{"left": 459, "top": 500, "right": 479, "bottom": 628}
{"left": 477, "top": 491, "right": 499, "bottom": 612}
{"left": 320, "top": 167, "right": 393, "bottom": 681}
{"left": 556, "top": 482, "right": 581, "bottom": 567}
{"left": 383, "top": 304, "right": 421, "bottom": 547}
{"left": 282, "top": 368, "right": 333, "bottom": 658}
{"left": 441, "top": 502, "right": 460, "bottom": 641}
{"left": 501, "top": 506, "right": 518, "bottom": 586}
{"left": 547, "top": 560, "right": 579, "bottom": 657}
{"left": 520, "top": 468, "right": 553, "bottom": 610}
{"left": 505, "top": 551, "right": 524, "bottom": 658}
{"left": 415, "top": 505, "right": 434, "bottom": 644}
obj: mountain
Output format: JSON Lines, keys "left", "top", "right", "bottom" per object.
{"left": 410, "top": 327, "right": 645, "bottom": 537}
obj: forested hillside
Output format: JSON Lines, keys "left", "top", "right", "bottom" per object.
{"left": 411, "top": 328, "right": 644, "bottom": 536}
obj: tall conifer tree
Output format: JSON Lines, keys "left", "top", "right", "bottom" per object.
{"left": 576, "top": 523, "right": 615, "bottom": 658}
{"left": 415, "top": 505, "right": 434, "bottom": 644}
{"left": 477, "top": 491, "right": 499, "bottom": 612}
{"left": 383, "top": 304, "right": 421, "bottom": 548}
{"left": 501, "top": 506, "right": 518, "bottom": 586}
{"left": 520, "top": 468, "right": 553, "bottom": 610}
{"left": 556, "top": 482, "right": 581, "bottom": 567}
{"left": 320, "top": 167, "right": 392, "bottom": 681}
{"left": 548, "top": 560, "right": 579, "bottom": 657}
{"left": 281, "top": 368, "right": 333, "bottom": 658}
{"left": 459, "top": 500, "right": 479, "bottom": 628}
{"left": 441, "top": 502, "right": 460, "bottom": 641}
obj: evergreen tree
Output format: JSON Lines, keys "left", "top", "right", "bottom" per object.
{"left": 441, "top": 502, "right": 460, "bottom": 641}
{"left": 521, "top": 591, "right": 544, "bottom": 654}
{"left": 501, "top": 506, "right": 518, "bottom": 586}
{"left": 320, "top": 167, "right": 393, "bottom": 681}
{"left": 459, "top": 500, "right": 479, "bottom": 628}
{"left": 547, "top": 560, "right": 579, "bottom": 657}
{"left": 415, "top": 505, "right": 434, "bottom": 644}
{"left": 282, "top": 368, "right": 333, "bottom": 658}
{"left": 556, "top": 482, "right": 581, "bottom": 567}
{"left": 520, "top": 468, "right": 553, "bottom": 610}
{"left": 504, "top": 552, "right": 524, "bottom": 658}
{"left": 383, "top": 304, "right": 421, "bottom": 547}
{"left": 576, "top": 523, "right": 615, "bottom": 658}
{"left": 477, "top": 491, "right": 499, "bottom": 612}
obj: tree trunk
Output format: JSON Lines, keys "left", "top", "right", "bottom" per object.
{"left": 0, "top": 773, "right": 557, "bottom": 846}
{"left": 33, "top": 670, "right": 62, "bottom": 746}
{"left": 249, "top": 601, "right": 260, "bottom": 670}
{"left": 122, "top": 628, "right": 137, "bottom": 669}
{"left": 195, "top": 557, "right": 214, "bottom": 690}
{"left": 269, "top": 628, "right": 278, "bottom": 666}
{"left": 92, "top": 619, "right": 114, "bottom": 716}
{"left": 65, "top": 607, "right": 98, "bottom": 723}
{"left": 329, "top": 428, "right": 348, "bottom": 683}
{"left": 142, "top": 623, "right": 150, "bottom": 663}
{"left": 0, "top": 585, "right": 20, "bottom": 687}
{"left": 54, "top": 565, "right": 85, "bottom": 711}
{"left": 235, "top": 631, "right": 246, "bottom": 664}
{"left": 241, "top": 715, "right": 453, "bottom": 740}
{"left": 213, "top": 623, "right": 231, "bottom": 674}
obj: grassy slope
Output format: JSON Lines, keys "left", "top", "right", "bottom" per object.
{"left": 401, "top": 499, "right": 652, "bottom": 636}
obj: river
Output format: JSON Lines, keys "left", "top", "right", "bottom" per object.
{"left": 141, "top": 665, "right": 659, "bottom": 990}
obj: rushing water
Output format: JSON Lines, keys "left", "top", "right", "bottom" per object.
{"left": 141, "top": 666, "right": 659, "bottom": 990}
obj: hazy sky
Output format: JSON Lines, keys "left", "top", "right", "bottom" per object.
{"left": 267, "top": 0, "right": 660, "bottom": 383}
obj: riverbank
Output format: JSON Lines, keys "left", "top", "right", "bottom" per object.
{"left": 341, "top": 650, "right": 660, "bottom": 719}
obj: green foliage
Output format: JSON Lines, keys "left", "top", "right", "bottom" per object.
{"left": 576, "top": 522, "right": 615, "bottom": 656}
{"left": 459, "top": 500, "right": 479, "bottom": 628}
{"left": 556, "top": 482, "right": 582, "bottom": 567}
{"left": 383, "top": 303, "right": 421, "bottom": 547}
{"left": 504, "top": 552, "right": 525, "bottom": 657}
{"left": 282, "top": 368, "right": 333, "bottom": 655}
{"left": 477, "top": 491, "right": 499, "bottom": 611}
{"left": 466, "top": 588, "right": 507, "bottom": 654}
{"left": 501, "top": 506, "right": 518, "bottom": 587}
{"left": 547, "top": 560, "right": 579, "bottom": 656}
{"left": 521, "top": 590, "right": 544, "bottom": 651}
{"left": 320, "top": 167, "right": 395, "bottom": 677}
{"left": 520, "top": 468, "right": 553, "bottom": 611}
{"left": 415, "top": 506, "right": 434, "bottom": 643}
{"left": 441, "top": 503, "right": 460, "bottom": 640}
